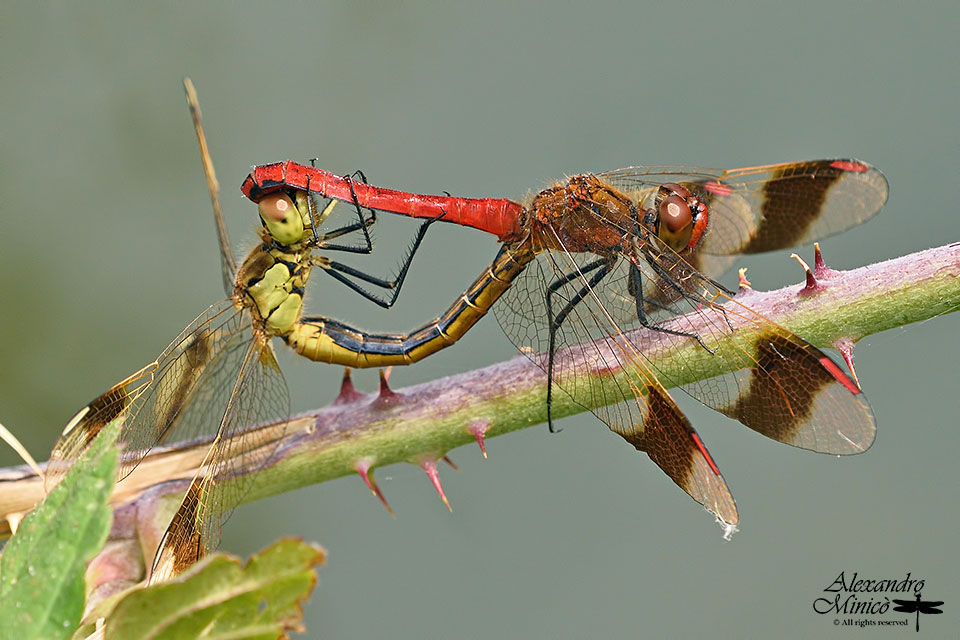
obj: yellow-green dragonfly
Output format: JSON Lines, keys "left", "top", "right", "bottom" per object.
{"left": 45, "top": 80, "right": 515, "bottom": 580}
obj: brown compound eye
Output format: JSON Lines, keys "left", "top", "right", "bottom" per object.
{"left": 658, "top": 193, "right": 694, "bottom": 250}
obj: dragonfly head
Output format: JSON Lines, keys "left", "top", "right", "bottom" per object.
{"left": 257, "top": 191, "right": 312, "bottom": 245}
{"left": 653, "top": 183, "right": 709, "bottom": 252}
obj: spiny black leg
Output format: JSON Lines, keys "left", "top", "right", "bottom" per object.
{"left": 703, "top": 270, "right": 736, "bottom": 296}
{"left": 308, "top": 173, "right": 378, "bottom": 253}
{"left": 547, "top": 257, "right": 611, "bottom": 294}
{"left": 637, "top": 293, "right": 676, "bottom": 314}
{"left": 318, "top": 237, "right": 378, "bottom": 254}
{"left": 304, "top": 193, "right": 377, "bottom": 252}
{"left": 320, "top": 210, "right": 445, "bottom": 309}
{"left": 345, "top": 172, "right": 376, "bottom": 253}
{"left": 320, "top": 269, "right": 395, "bottom": 307}
{"left": 646, "top": 251, "right": 734, "bottom": 307}
{"left": 686, "top": 268, "right": 738, "bottom": 330}
{"left": 307, "top": 170, "right": 379, "bottom": 252}
{"left": 318, "top": 215, "right": 375, "bottom": 244}
{"left": 324, "top": 260, "right": 403, "bottom": 289}
{"left": 545, "top": 256, "right": 616, "bottom": 432}
{"left": 632, "top": 261, "right": 715, "bottom": 353}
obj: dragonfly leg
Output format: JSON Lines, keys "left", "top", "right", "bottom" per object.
{"left": 314, "top": 209, "right": 444, "bottom": 309}
{"left": 314, "top": 210, "right": 376, "bottom": 248}
{"left": 303, "top": 170, "right": 378, "bottom": 252}
{"left": 630, "top": 261, "right": 716, "bottom": 354}
{"left": 336, "top": 171, "right": 376, "bottom": 252}
{"left": 545, "top": 256, "right": 617, "bottom": 432}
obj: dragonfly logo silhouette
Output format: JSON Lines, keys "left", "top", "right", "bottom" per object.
{"left": 891, "top": 593, "right": 944, "bottom": 632}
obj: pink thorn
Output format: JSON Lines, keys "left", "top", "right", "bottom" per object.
{"left": 832, "top": 338, "right": 862, "bottom": 389}
{"left": 813, "top": 242, "right": 840, "bottom": 279}
{"left": 355, "top": 460, "right": 395, "bottom": 517}
{"left": 373, "top": 369, "right": 402, "bottom": 408}
{"left": 419, "top": 459, "right": 452, "bottom": 511}
{"left": 467, "top": 420, "right": 491, "bottom": 459}
{"left": 791, "top": 253, "right": 822, "bottom": 295}
{"left": 737, "top": 267, "right": 752, "bottom": 291}
{"left": 333, "top": 368, "right": 366, "bottom": 405}
{"left": 442, "top": 455, "right": 461, "bottom": 472}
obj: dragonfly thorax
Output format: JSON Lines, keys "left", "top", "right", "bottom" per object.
{"left": 530, "top": 174, "right": 637, "bottom": 253}
{"left": 234, "top": 233, "right": 312, "bottom": 336}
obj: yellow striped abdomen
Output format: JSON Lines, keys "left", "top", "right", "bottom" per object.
{"left": 287, "top": 243, "right": 534, "bottom": 367}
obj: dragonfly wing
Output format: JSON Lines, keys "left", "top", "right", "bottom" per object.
{"left": 600, "top": 159, "right": 889, "bottom": 256}
{"left": 182, "top": 78, "right": 238, "bottom": 295}
{"left": 598, "top": 233, "right": 876, "bottom": 454}
{"left": 495, "top": 250, "right": 738, "bottom": 525}
{"left": 152, "top": 335, "right": 289, "bottom": 579}
{"left": 46, "top": 299, "right": 245, "bottom": 489}
{"left": 116, "top": 299, "right": 253, "bottom": 479}
{"left": 46, "top": 362, "right": 157, "bottom": 491}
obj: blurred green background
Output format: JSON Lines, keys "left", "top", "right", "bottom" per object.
{"left": 2, "top": 3, "right": 957, "bottom": 638}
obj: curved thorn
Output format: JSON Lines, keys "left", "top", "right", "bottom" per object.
{"left": 791, "top": 253, "right": 821, "bottom": 294}
{"left": 737, "top": 267, "right": 752, "bottom": 291}
{"left": 419, "top": 459, "right": 452, "bottom": 511}
{"left": 813, "top": 242, "right": 840, "bottom": 279}
{"left": 466, "top": 419, "right": 491, "bottom": 459}
{"left": 355, "top": 460, "right": 395, "bottom": 517}
{"left": 833, "top": 338, "right": 862, "bottom": 389}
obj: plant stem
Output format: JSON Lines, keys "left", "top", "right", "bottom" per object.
{"left": 1, "top": 243, "right": 958, "bottom": 535}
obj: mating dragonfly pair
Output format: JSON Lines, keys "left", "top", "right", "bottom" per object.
{"left": 47, "top": 82, "right": 887, "bottom": 580}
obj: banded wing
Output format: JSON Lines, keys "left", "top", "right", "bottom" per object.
{"left": 496, "top": 247, "right": 738, "bottom": 525}
{"left": 152, "top": 335, "right": 288, "bottom": 581}
{"left": 584, "top": 231, "right": 875, "bottom": 454}
{"left": 46, "top": 295, "right": 292, "bottom": 579}
{"left": 599, "top": 159, "right": 889, "bottom": 277}
{"left": 46, "top": 299, "right": 245, "bottom": 490}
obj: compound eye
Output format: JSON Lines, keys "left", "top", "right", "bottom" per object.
{"left": 258, "top": 192, "right": 305, "bottom": 245}
{"left": 658, "top": 194, "right": 694, "bottom": 250}
{"left": 259, "top": 193, "right": 295, "bottom": 224}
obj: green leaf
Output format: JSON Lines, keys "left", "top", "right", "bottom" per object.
{"left": 0, "top": 420, "right": 120, "bottom": 640}
{"left": 105, "top": 539, "right": 325, "bottom": 640}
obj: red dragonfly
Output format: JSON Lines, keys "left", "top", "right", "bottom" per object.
{"left": 242, "top": 159, "right": 888, "bottom": 526}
